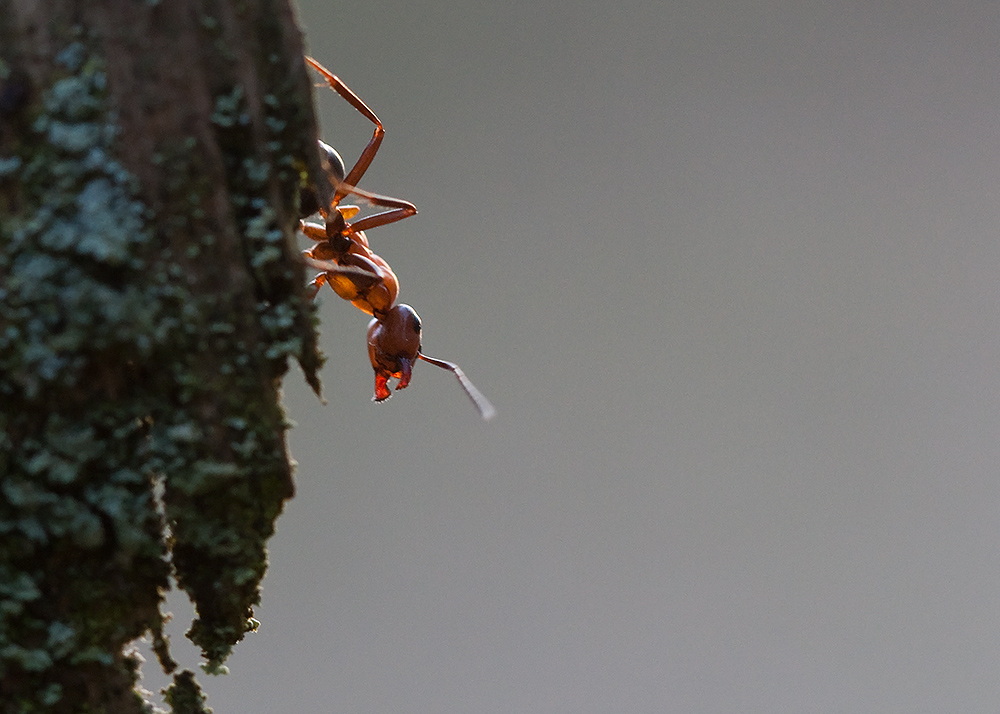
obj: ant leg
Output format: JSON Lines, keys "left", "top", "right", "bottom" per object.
{"left": 306, "top": 272, "right": 327, "bottom": 299}
{"left": 302, "top": 218, "right": 355, "bottom": 255}
{"left": 342, "top": 186, "right": 417, "bottom": 233}
{"left": 305, "top": 58, "right": 418, "bottom": 231}
{"left": 301, "top": 221, "right": 328, "bottom": 242}
{"left": 306, "top": 185, "right": 416, "bottom": 235}
{"left": 302, "top": 256, "right": 383, "bottom": 294}
{"left": 305, "top": 57, "right": 384, "bottom": 201}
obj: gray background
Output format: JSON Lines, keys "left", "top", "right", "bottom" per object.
{"left": 144, "top": 1, "right": 1000, "bottom": 711}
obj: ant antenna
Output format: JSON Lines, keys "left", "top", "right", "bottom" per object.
{"left": 418, "top": 353, "right": 496, "bottom": 421}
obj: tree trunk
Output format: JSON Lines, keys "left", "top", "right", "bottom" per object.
{"left": 0, "top": 1, "right": 326, "bottom": 711}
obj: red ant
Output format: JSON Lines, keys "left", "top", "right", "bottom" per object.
{"left": 300, "top": 57, "right": 495, "bottom": 420}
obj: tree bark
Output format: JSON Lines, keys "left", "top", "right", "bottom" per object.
{"left": 0, "top": 1, "right": 326, "bottom": 711}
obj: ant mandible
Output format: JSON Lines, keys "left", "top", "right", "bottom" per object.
{"left": 300, "top": 57, "right": 495, "bottom": 421}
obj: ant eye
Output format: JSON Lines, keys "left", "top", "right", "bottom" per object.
{"left": 410, "top": 313, "right": 421, "bottom": 333}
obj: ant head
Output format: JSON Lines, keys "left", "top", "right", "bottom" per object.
{"left": 368, "top": 304, "right": 422, "bottom": 367}
{"left": 367, "top": 305, "right": 497, "bottom": 419}
{"left": 367, "top": 304, "right": 422, "bottom": 401}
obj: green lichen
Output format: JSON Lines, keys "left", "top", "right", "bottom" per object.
{"left": 151, "top": 51, "right": 322, "bottom": 672}
{"left": 163, "top": 670, "right": 212, "bottom": 714}
{"left": 0, "top": 28, "right": 323, "bottom": 713}
{"left": 0, "top": 47, "right": 169, "bottom": 712}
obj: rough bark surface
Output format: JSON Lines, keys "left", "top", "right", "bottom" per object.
{"left": 0, "top": 1, "right": 326, "bottom": 711}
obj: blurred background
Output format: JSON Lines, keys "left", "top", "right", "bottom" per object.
{"left": 143, "top": 1, "right": 1000, "bottom": 711}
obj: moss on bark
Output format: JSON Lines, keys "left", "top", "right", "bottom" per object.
{"left": 0, "top": 2, "right": 326, "bottom": 711}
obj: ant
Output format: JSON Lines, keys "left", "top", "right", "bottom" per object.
{"left": 300, "top": 57, "right": 495, "bottom": 421}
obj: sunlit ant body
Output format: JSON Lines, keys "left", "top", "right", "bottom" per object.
{"left": 300, "top": 57, "right": 494, "bottom": 420}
